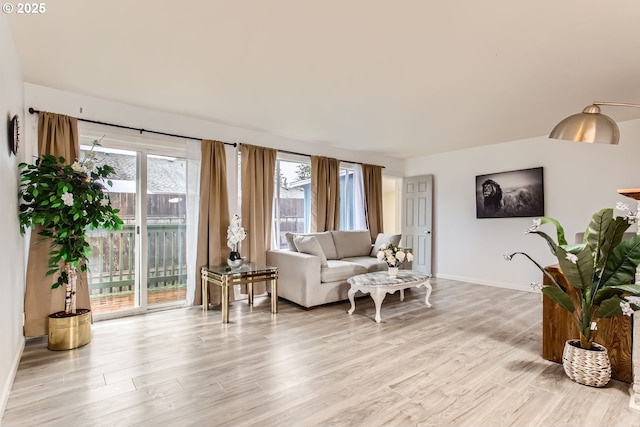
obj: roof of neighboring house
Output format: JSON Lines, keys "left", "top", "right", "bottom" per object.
{"left": 89, "top": 151, "right": 186, "bottom": 194}
{"left": 279, "top": 186, "right": 305, "bottom": 199}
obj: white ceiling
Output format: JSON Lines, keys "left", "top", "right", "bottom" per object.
{"left": 7, "top": 0, "right": 640, "bottom": 159}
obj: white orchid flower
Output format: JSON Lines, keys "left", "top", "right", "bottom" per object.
{"left": 71, "top": 162, "right": 84, "bottom": 173}
{"left": 620, "top": 301, "right": 635, "bottom": 316}
{"left": 625, "top": 296, "right": 640, "bottom": 306}
{"left": 615, "top": 201, "right": 637, "bottom": 223}
{"left": 529, "top": 282, "right": 542, "bottom": 291}
{"left": 227, "top": 214, "right": 247, "bottom": 250}
{"left": 525, "top": 218, "right": 542, "bottom": 234}
{"left": 61, "top": 192, "right": 74, "bottom": 207}
{"left": 616, "top": 201, "right": 630, "bottom": 212}
{"left": 565, "top": 253, "right": 578, "bottom": 264}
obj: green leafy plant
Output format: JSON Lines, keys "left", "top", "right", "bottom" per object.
{"left": 18, "top": 143, "right": 123, "bottom": 315}
{"left": 505, "top": 206, "right": 640, "bottom": 349}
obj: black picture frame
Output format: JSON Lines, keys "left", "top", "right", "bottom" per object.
{"left": 8, "top": 114, "right": 19, "bottom": 156}
{"left": 476, "top": 167, "right": 544, "bottom": 219}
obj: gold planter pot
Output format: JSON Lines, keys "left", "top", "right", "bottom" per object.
{"left": 48, "top": 309, "right": 92, "bottom": 351}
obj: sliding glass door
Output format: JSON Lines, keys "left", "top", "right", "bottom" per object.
{"left": 146, "top": 154, "right": 187, "bottom": 308}
{"left": 85, "top": 146, "right": 139, "bottom": 314}
{"left": 82, "top": 133, "right": 192, "bottom": 318}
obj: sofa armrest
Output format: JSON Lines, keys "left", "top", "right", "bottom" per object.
{"left": 267, "top": 249, "right": 322, "bottom": 307}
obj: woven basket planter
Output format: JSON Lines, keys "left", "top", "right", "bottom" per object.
{"left": 562, "top": 339, "right": 611, "bottom": 387}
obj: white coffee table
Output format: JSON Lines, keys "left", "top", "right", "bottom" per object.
{"left": 347, "top": 270, "right": 432, "bottom": 323}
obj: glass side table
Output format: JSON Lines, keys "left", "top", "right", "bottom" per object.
{"left": 201, "top": 263, "right": 278, "bottom": 323}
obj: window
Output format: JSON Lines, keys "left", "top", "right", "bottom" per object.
{"left": 272, "top": 156, "right": 311, "bottom": 249}
{"left": 341, "top": 163, "right": 368, "bottom": 231}
{"left": 339, "top": 164, "right": 355, "bottom": 230}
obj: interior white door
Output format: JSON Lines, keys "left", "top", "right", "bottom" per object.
{"left": 402, "top": 175, "right": 433, "bottom": 274}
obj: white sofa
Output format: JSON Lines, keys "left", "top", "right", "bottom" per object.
{"left": 266, "top": 230, "right": 402, "bottom": 308}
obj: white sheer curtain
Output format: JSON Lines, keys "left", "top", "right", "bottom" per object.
{"left": 185, "top": 140, "right": 201, "bottom": 306}
{"left": 353, "top": 164, "right": 368, "bottom": 230}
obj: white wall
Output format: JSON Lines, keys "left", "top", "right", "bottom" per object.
{"left": 0, "top": 14, "right": 25, "bottom": 418}
{"left": 23, "top": 83, "right": 405, "bottom": 176}
{"left": 405, "top": 119, "right": 640, "bottom": 291}
{"left": 382, "top": 176, "right": 401, "bottom": 233}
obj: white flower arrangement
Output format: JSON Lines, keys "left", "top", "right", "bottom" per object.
{"left": 376, "top": 242, "right": 413, "bottom": 268}
{"left": 227, "top": 214, "right": 246, "bottom": 252}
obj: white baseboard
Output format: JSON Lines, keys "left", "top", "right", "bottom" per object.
{"left": 435, "top": 273, "right": 534, "bottom": 293}
{"left": 0, "top": 337, "right": 25, "bottom": 424}
{"left": 630, "top": 383, "right": 640, "bottom": 412}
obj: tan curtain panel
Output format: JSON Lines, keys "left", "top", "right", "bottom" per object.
{"left": 311, "top": 156, "right": 340, "bottom": 232}
{"left": 194, "top": 140, "right": 230, "bottom": 306}
{"left": 362, "top": 164, "right": 383, "bottom": 242}
{"left": 24, "top": 112, "right": 85, "bottom": 337}
{"left": 240, "top": 144, "right": 276, "bottom": 295}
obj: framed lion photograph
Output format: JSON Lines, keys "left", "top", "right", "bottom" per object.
{"left": 476, "top": 167, "right": 544, "bottom": 219}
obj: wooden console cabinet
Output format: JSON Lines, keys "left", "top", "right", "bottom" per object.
{"left": 542, "top": 265, "right": 633, "bottom": 383}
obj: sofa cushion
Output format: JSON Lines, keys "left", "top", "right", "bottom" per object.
{"left": 342, "top": 256, "right": 388, "bottom": 273}
{"left": 320, "top": 260, "right": 367, "bottom": 283}
{"left": 331, "top": 230, "right": 372, "bottom": 259}
{"left": 370, "top": 233, "right": 402, "bottom": 257}
{"left": 286, "top": 231, "right": 338, "bottom": 260}
{"left": 285, "top": 232, "right": 297, "bottom": 251}
{"left": 293, "top": 235, "right": 328, "bottom": 267}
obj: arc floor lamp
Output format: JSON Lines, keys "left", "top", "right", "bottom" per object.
{"left": 549, "top": 101, "right": 640, "bottom": 145}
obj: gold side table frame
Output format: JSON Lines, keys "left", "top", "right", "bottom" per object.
{"left": 201, "top": 264, "right": 278, "bottom": 323}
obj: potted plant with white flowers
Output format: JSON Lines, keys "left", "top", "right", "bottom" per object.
{"left": 226, "top": 214, "right": 247, "bottom": 268}
{"left": 505, "top": 204, "right": 640, "bottom": 386}
{"left": 377, "top": 242, "right": 413, "bottom": 278}
{"left": 18, "top": 142, "right": 123, "bottom": 350}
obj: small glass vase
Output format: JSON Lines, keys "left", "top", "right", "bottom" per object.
{"left": 388, "top": 266, "right": 399, "bottom": 278}
{"left": 227, "top": 251, "right": 243, "bottom": 268}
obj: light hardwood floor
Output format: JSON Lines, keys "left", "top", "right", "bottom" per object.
{"left": 3, "top": 278, "right": 639, "bottom": 427}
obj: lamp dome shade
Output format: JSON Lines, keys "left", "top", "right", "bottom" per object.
{"left": 549, "top": 105, "right": 619, "bottom": 144}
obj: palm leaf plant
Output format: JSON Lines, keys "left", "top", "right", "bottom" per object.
{"left": 506, "top": 206, "right": 640, "bottom": 349}
{"left": 18, "top": 142, "right": 123, "bottom": 316}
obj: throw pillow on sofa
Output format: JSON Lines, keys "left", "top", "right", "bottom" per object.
{"left": 285, "top": 232, "right": 297, "bottom": 251}
{"left": 370, "top": 233, "right": 402, "bottom": 257}
{"left": 293, "top": 235, "right": 329, "bottom": 267}
{"left": 286, "top": 231, "right": 338, "bottom": 259}
{"left": 331, "top": 230, "right": 373, "bottom": 258}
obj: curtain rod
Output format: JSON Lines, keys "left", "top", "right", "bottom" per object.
{"left": 28, "top": 108, "right": 382, "bottom": 167}
{"left": 27, "top": 107, "right": 237, "bottom": 147}
{"left": 271, "top": 147, "right": 385, "bottom": 169}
